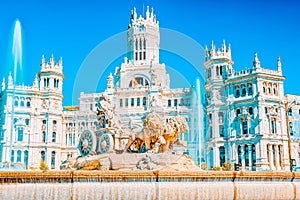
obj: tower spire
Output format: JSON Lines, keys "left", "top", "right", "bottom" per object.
{"left": 222, "top": 40, "right": 226, "bottom": 52}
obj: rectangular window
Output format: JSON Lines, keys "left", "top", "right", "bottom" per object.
{"left": 174, "top": 99, "right": 178, "bottom": 107}
{"left": 271, "top": 119, "right": 277, "bottom": 134}
{"left": 120, "top": 99, "right": 123, "bottom": 107}
{"left": 139, "top": 52, "right": 142, "bottom": 60}
{"left": 168, "top": 100, "right": 171, "bottom": 107}
{"left": 218, "top": 112, "right": 224, "bottom": 123}
{"left": 17, "top": 129, "right": 23, "bottom": 142}
{"left": 242, "top": 121, "right": 248, "bottom": 134}
{"left": 143, "top": 52, "right": 146, "bottom": 60}
{"left": 137, "top": 98, "right": 140, "bottom": 106}
{"left": 125, "top": 98, "right": 129, "bottom": 107}
{"left": 90, "top": 104, "right": 93, "bottom": 111}
{"left": 131, "top": 98, "right": 134, "bottom": 107}
{"left": 135, "top": 52, "right": 138, "bottom": 60}
{"left": 219, "top": 125, "right": 224, "bottom": 137}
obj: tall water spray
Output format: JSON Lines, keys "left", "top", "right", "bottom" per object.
{"left": 195, "top": 78, "right": 203, "bottom": 164}
{"left": 9, "top": 19, "right": 22, "bottom": 167}
{"left": 12, "top": 20, "right": 22, "bottom": 82}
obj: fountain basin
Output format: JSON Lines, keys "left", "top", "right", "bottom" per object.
{"left": 0, "top": 171, "right": 299, "bottom": 183}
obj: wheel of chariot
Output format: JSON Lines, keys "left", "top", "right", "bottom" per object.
{"left": 96, "top": 131, "right": 114, "bottom": 154}
{"left": 78, "top": 130, "right": 96, "bottom": 156}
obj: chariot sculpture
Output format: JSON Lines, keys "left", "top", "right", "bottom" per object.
{"left": 77, "top": 95, "right": 188, "bottom": 157}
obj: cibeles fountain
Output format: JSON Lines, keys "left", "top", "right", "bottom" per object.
{"left": 2, "top": 12, "right": 300, "bottom": 200}
{"left": 64, "top": 94, "right": 200, "bottom": 171}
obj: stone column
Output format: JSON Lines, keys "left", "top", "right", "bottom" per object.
{"left": 268, "top": 144, "right": 274, "bottom": 170}
{"left": 248, "top": 145, "right": 253, "bottom": 171}
{"left": 275, "top": 144, "right": 279, "bottom": 170}
{"left": 241, "top": 145, "right": 245, "bottom": 170}
{"left": 213, "top": 146, "right": 219, "bottom": 167}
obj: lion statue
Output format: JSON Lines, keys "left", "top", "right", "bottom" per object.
{"left": 125, "top": 113, "right": 188, "bottom": 153}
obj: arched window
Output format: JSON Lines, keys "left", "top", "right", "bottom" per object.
{"left": 288, "top": 108, "right": 293, "bottom": 116}
{"left": 41, "top": 151, "right": 45, "bottom": 161}
{"left": 168, "top": 100, "right": 171, "bottom": 107}
{"left": 174, "top": 99, "right": 178, "bottom": 107}
{"left": 53, "top": 120, "right": 57, "bottom": 125}
{"left": 268, "top": 83, "right": 271, "bottom": 94}
{"left": 14, "top": 100, "right": 19, "bottom": 107}
{"left": 137, "top": 98, "right": 140, "bottom": 106}
{"left": 52, "top": 132, "right": 56, "bottom": 143}
{"left": 263, "top": 82, "right": 267, "bottom": 94}
{"left": 24, "top": 150, "right": 28, "bottom": 167}
{"left": 219, "top": 66, "right": 223, "bottom": 76}
{"left": 20, "top": 101, "right": 25, "bottom": 107}
{"left": 236, "top": 109, "right": 240, "bottom": 117}
{"left": 273, "top": 84, "right": 278, "bottom": 95}
{"left": 42, "top": 131, "right": 46, "bottom": 143}
{"left": 143, "top": 97, "right": 147, "bottom": 106}
{"left": 51, "top": 151, "right": 56, "bottom": 169}
{"left": 241, "top": 85, "right": 246, "bottom": 97}
{"left": 249, "top": 107, "right": 253, "bottom": 115}
{"left": 289, "top": 122, "right": 293, "bottom": 136}
{"left": 219, "top": 146, "right": 225, "bottom": 166}
{"left": 43, "top": 120, "right": 46, "bottom": 124}
{"left": 235, "top": 86, "right": 240, "bottom": 98}
{"left": 26, "top": 101, "right": 30, "bottom": 107}
{"left": 25, "top": 119, "right": 30, "bottom": 126}
{"left": 248, "top": 83, "right": 253, "bottom": 95}
{"left": 17, "top": 150, "right": 22, "bottom": 162}
{"left": 216, "top": 66, "right": 219, "bottom": 76}
{"left": 135, "top": 39, "right": 138, "bottom": 50}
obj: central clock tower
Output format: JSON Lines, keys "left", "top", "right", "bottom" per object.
{"left": 127, "top": 6, "right": 160, "bottom": 65}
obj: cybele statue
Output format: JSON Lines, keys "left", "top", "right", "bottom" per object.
{"left": 62, "top": 94, "right": 199, "bottom": 171}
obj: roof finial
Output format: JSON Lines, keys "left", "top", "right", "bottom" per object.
{"left": 2, "top": 78, "right": 5, "bottom": 91}
{"left": 277, "top": 56, "right": 282, "bottom": 72}
{"left": 222, "top": 40, "right": 226, "bottom": 52}
{"left": 146, "top": 6, "right": 150, "bottom": 19}
{"left": 253, "top": 52, "right": 261, "bottom": 68}
{"left": 41, "top": 54, "right": 45, "bottom": 64}
{"left": 133, "top": 7, "right": 137, "bottom": 21}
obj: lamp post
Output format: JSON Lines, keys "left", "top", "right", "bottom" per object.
{"left": 285, "top": 99, "right": 296, "bottom": 172}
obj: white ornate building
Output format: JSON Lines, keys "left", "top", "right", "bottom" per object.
{"left": 0, "top": 6, "right": 300, "bottom": 171}
{"left": 204, "top": 41, "right": 297, "bottom": 171}
{"left": 0, "top": 55, "right": 64, "bottom": 169}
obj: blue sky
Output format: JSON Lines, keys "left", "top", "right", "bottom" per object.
{"left": 0, "top": 0, "right": 299, "bottom": 105}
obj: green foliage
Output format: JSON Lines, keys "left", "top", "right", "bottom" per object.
{"left": 201, "top": 162, "right": 207, "bottom": 170}
{"left": 39, "top": 160, "right": 49, "bottom": 171}
{"left": 222, "top": 162, "right": 232, "bottom": 171}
